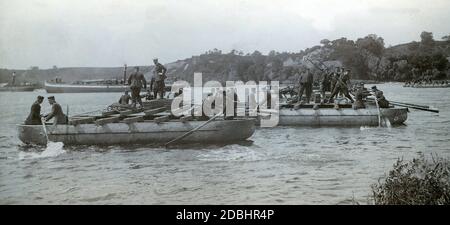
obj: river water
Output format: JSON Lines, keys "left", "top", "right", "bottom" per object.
{"left": 0, "top": 83, "right": 449, "bottom": 204}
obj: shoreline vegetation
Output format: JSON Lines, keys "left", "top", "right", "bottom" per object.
{"left": 368, "top": 153, "right": 450, "bottom": 205}
{"left": 1, "top": 31, "right": 449, "bottom": 86}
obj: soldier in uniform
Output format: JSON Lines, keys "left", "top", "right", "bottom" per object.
{"left": 329, "top": 67, "right": 341, "bottom": 99}
{"left": 371, "top": 86, "right": 390, "bottom": 108}
{"left": 25, "top": 96, "right": 44, "bottom": 125}
{"left": 44, "top": 96, "right": 67, "bottom": 125}
{"left": 11, "top": 72, "right": 16, "bottom": 86}
{"left": 150, "top": 58, "right": 167, "bottom": 99}
{"left": 296, "top": 68, "right": 314, "bottom": 104}
{"left": 127, "top": 67, "right": 147, "bottom": 108}
{"left": 353, "top": 83, "right": 370, "bottom": 109}
{"left": 320, "top": 70, "right": 333, "bottom": 103}
{"left": 328, "top": 69, "right": 354, "bottom": 103}
{"left": 118, "top": 90, "right": 131, "bottom": 105}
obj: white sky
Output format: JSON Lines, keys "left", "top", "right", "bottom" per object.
{"left": 0, "top": 0, "right": 449, "bottom": 69}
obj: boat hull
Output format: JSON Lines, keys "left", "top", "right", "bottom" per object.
{"left": 405, "top": 84, "right": 450, "bottom": 88}
{"left": 17, "top": 119, "right": 256, "bottom": 145}
{"left": 0, "top": 86, "right": 35, "bottom": 92}
{"left": 45, "top": 82, "right": 129, "bottom": 93}
{"left": 275, "top": 107, "right": 407, "bottom": 126}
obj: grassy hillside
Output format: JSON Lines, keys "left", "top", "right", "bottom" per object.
{"left": 2, "top": 32, "right": 449, "bottom": 85}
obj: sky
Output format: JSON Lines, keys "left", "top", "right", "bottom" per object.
{"left": 0, "top": 0, "right": 449, "bottom": 69}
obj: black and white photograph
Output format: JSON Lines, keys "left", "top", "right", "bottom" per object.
{"left": 1, "top": 0, "right": 449, "bottom": 212}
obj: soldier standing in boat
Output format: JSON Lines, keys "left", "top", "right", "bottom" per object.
{"left": 296, "top": 68, "right": 314, "bottom": 104}
{"left": 118, "top": 90, "right": 131, "bottom": 105}
{"left": 150, "top": 58, "right": 167, "bottom": 99}
{"left": 44, "top": 96, "right": 68, "bottom": 125}
{"left": 24, "top": 96, "right": 44, "bottom": 125}
{"left": 329, "top": 67, "right": 341, "bottom": 101}
{"left": 127, "top": 66, "right": 147, "bottom": 108}
{"left": 328, "top": 69, "right": 354, "bottom": 103}
{"left": 371, "top": 86, "right": 390, "bottom": 108}
{"left": 320, "top": 70, "right": 333, "bottom": 103}
{"left": 353, "top": 83, "right": 370, "bottom": 109}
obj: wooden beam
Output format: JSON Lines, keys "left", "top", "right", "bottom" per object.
{"left": 123, "top": 116, "right": 144, "bottom": 124}
{"left": 119, "top": 110, "right": 134, "bottom": 117}
{"left": 180, "top": 115, "right": 193, "bottom": 122}
{"left": 95, "top": 116, "right": 120, "bottom": 126}
{"left": 154, "top": 115, "right": 170, "bottom": 123}
{"left": 69, "top": 117, "right": 95, "bottom": 125}
{"left": 102, "top": 110, "right": 118, "bottom": 116}
{"left": 144, "top": 107, "right": 167, "bottom": 116}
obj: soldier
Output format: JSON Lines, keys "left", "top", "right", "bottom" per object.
{"left": 320, "top": 70, "right": 333, "bottom": 103}
{"left": 296, "top": 68, "right": 314, "bottom": 104}
{"left": 11, "top": 72, "right": 16, "bottom": 86}
{"left": 118, "top": 90, "right": 131, "bottom": 105}
{"left": 25, "top": 96, "right": 44, "bottom": 125}
{"left": 329, "top": 67, "right": 340, "bottom": 98}
{"left": 150, "top": 58, "right": 167, "bottom": 99}
{"left": 353, "top": 83, "right": 370, "bottom": 109}
{"left": 371, "top": 86, "right": 389, "bottom": 108}
{"left": 328, "top": 69, "right": 354, "bottom": 103}
{"left": 44, "top": 96, "right": 67, "bottom": 125}
{"left": 127, "top": 66, "right": 147, "bottom": 108}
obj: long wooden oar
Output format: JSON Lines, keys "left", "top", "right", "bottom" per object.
{"left": 366, "top": 98, "right": 439, "bottom": 113}
{"left": 389, "top": 101, "right": 429, "bottom": 109}
{"left": 41, "top": 118, "right": 49, "bottom": 143}
{"left": 165, "top": 112, "right": 224, "bottom": 147}
{"left": 390, "top": 102, "right": 439, "bottom": 113}
{"left": 371, "top": 93, "right": 382, "bottom": 127}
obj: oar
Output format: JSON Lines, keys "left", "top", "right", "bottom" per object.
{"left": 41, "top": 117, "right": 49, "bottom": 143}
{"left": 366, "top": 98, "right": 439, "bottom": 113}
{"left": 165, "top": 112, "right": 224, "bottom": 147}
{"left": 370, "top": 93, "right": 382, "bottom": 127}
{"left": 390, "top": 102, "right": 439, "bottom": 113}
{"left": 389, "top": 101, "right": 430, "bottom": 109}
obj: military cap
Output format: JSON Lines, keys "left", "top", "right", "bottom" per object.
{"left": 48, "top": 96, "right": 55, "bottom": 100}
{"left": 37, "top": 95, "right": 44, "bottom": 100}
{"left": 371, "top": 86, "right": 377, "bottom": 90}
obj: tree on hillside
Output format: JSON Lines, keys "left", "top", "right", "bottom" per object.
{"left": 420, "top": 31, "right": 435, "bottom": 47}
{"left": 442, "top": 34, "right": 450, "bottom": 42}
{"left": 356, "top": 34, "right": 385, "bottom": 57}
{"left": 320, "top": 39, "right": 331, "bottom": 46}
{"left": 268, "top": 50, "right": 278, "bottom": 57}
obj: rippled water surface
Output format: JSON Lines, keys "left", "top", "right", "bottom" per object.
{"left": 0, "top": 83, "right": 449, "bottom": 204}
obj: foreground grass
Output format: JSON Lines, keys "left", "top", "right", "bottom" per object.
{"left": 371, "top": 153, "right": 450, "bottom": 205}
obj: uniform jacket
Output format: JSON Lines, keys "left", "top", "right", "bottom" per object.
{"left": 118, "top": 94, "right": 131, "bottom": 105}
{"left": 128, "top": 72, "right": 147, "bottom": 89}
{"left": 25, "top": 101, "right": 41, "bottom": 125}
{"left": 154, "top": 63, "right": 167, "bottom": 79}
{"left": 298, "top": 71, "right": 314, "bottom": 84}
{"left": 46, "top": 103, "right": 67, "bottom": 125}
